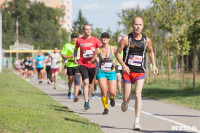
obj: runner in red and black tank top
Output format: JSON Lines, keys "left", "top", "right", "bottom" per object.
{"left": 123, "top": 33, "right": 147, "bottom": 73}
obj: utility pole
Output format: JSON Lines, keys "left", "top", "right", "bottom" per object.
{"left": 0, "top": 10, "right": 2, "bottom": 73}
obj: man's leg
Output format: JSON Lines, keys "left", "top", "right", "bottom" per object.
{"left": 134, "top": 79, "right": 144, "bottom": 124}
{"left": 74, "top": 73, "right": 81, "bottom": 102}
{"left": 117, "top": 74, "right": 122, "bottom": 97}
{"left": 121, "top": 82, "right": 132, "bottom": 112}
{"left": 83, "top": 78, "right": 90, "bottom": 102}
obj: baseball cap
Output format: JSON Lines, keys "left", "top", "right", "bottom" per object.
{"left": 71, "top": 33, "right": 78, "bottom": 38}
{"left": 101, "top": 32, "right": 110, "bottom": 38}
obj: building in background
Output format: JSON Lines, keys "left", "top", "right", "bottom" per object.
{"left": 0, "top": 0, "right": 72, "bottom": 32}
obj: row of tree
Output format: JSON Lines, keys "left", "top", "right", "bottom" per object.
{"left": 117, "top": 0, "right": 200, "bottom": 88}
{"left": 2, "top": 0, "right": 70, "bottom": 50}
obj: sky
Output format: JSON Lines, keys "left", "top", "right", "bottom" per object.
{"left": 72, "top": 0, "right": 152, "bottom": 33}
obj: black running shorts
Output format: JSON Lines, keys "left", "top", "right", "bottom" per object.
{"left": 79, "top": 65, "right": 96, "bottom": 84}
{"left": 37, "top": 68, "right": 44, "bottom": 73}
{"left": 67, "top": 66, "right": 80, "bottom": 76}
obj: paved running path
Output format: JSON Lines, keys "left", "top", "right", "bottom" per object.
{"left": 27, "top": 77, "right": 200, "bottom": 133}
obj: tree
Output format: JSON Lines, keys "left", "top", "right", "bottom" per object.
{"left": 72, "top": 10, "right": 89, "bottom": 35}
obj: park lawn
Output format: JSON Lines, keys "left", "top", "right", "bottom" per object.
{"left": 141, "top": 79, "right": 200, "bottom": 111}
{"left": 0, "top": 70, "right": 103, "bottom": 133}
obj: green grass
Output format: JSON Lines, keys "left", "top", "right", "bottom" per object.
{"left": 141, "top": 78, "right": 200, "bottom": 110}
{"left": 0, "top": 70, "right": 103, "bottom": 133}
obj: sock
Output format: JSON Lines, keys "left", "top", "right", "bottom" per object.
{"left": 101, "top": 96, "right": 108, "bottom": 109}
{"left": 135, "top": 117, "right": 140, "bottom": 124}
{"left": 109, "top": 96, "right": 114, "bottom": 100}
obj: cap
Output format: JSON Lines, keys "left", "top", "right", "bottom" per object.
{"left": 101, "top": 32, "right": 110, "bottom": 38}
{"left": 71, "top": 33, "right": 78, "bottom": 38}
{"left": 47, "top": 51, "right": 51, "bottom": 54}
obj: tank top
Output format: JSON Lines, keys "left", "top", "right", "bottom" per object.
{"left": 123, "top": 33, "right": 147, "bottom": 73}
{"left": 99, "top": 46, "right": 115, "bottom": 72}
{"left": 51, "top": 53, "right": 60, "bottom": 68}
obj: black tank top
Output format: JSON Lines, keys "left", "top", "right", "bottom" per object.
{"left": 123, "top": 33, "right": 147, "bottom": 73}
{"left": 99, "top": 46, "right": 115, "bottom": 72}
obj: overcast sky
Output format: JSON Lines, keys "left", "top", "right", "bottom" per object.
{"left": 72, "top": 0, "right": 152, "bottom": 33}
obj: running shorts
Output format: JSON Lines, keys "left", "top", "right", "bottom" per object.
{"left": 67, "top": 66, "right": 80, "bottom": 76}
{"left": 122, "top": 72, "right": 145, "bottom": 84}
{"left": 79, "top": 65, "right": 95, "bottom": 84}
{"left": 51, "top": 68, "right": 59, "bottom": 74}
{"left": 37, "top": 68, "right": 44, "bottom": 72}
{"left": 96, "top": 70, "right": 117, "bottom": 81}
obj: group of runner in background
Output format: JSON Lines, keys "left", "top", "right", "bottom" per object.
{"left": 13, "top": 17, "right": 158, "bottom": 131}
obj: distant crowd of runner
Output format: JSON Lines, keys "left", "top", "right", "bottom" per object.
{"left": 13, "top": 16, "right": 158, "bottom": 131}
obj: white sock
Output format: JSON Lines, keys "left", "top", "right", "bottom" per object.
{"left": 135, "top": 117, "right": 140, "bottom": 124}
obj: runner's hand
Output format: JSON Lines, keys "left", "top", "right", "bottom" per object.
{"left": 122, "top": 65, "right": 130, "bottom": 74}
{"left": 153, "top": 66, "right": 158, "bottom": 74}
{"left": 74, "top": 58, "right": 78, "bottom": 64}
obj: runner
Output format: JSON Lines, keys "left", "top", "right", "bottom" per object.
{"left": 63, "top": 58, "right": 68, "bottom": 84}
{"left": 113, "top": 35, "right": 123, "bottom": 98}
{"left": 28, "top": 57, "right": 34, "bottom": 79}
{"left": 91, "top": 32, "right": 117, "bottom": 115}
{"left": 61, "top": 33, "right": 81, "bottom": 101}
{"left": 24, "top": 56, "right": 30, "bottom": 81}
{"left": 34, "top": 51, "right": 45, "bottom": 84}
{"left": 45, "top": 51, "right": 52, "bottom": 84}
{"left": 116, "top": 16, "right": 158, "bottom": 130}
{"left": 51, "top": 46, "right": 60, "bottom": 89}
{"left": 74, "top": 24, "right": 102, "bottom": 110}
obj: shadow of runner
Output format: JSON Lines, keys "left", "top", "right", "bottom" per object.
{"left": 101, "top": 125, "right": 133, "bottom": 130}
{"left": 64, "top": 117, "right": 97, "bottom": 126}
{"left": 50, "top": 105, "right": 74, "bottom": 113}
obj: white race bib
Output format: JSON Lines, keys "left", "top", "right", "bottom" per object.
{"left": 25, "top": 62, "right": 29, "bottom": 65}
{"left": 101, "top": 62, "right": 112, "bottom": 71}
{"left": 128, "top": 55, "right": 142, "bottom": 66}
{"left": 83, "top": 50, "right": 93, "bottom": 58}
{"left": 118, "top": 65, "right": 122, "bottom": 70}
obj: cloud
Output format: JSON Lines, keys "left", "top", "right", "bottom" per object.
{"left": 81, "top": 3, "right": 104, "bottom": 10}
{"left": 119, "top": 0, "right": 150, "bottom": 9}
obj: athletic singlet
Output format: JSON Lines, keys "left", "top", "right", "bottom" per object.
{"left": 51, "top": 53, "right": 60, "bottom": 69}
{"left": 123, "top": 33, "right": 147, "bottom": 73}
{"left": 99, "top": 46, "right": 115, "bottom": 72}
{"left": 24, "top": 59, "right": 30, "bottom": 66}
{"left": 46, "top": 56, "right": 51, "bottom": 66}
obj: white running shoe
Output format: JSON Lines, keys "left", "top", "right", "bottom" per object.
{"left": 133, "top": 123, "right": 142, "bottom": 130}
{"left": 121, "top": 102, "right": 128, "bottom": 112}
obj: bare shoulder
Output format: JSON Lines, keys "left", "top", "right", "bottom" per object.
{"left": 146, "top": 37, "right": 152, "bottom": 46}
{"left": 120, "top": 35, "right": 129, "bottom": 47}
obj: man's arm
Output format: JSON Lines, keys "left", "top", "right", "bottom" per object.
{"left": 116, "top": 35, "right": 130, "bottom": 74}
{"left": 146, "top": 37, "right": 158, "bottom": 74}
{"left": 91, "top": 48, "right": 99, "bottom": 64}
{"left": 74, "top": 47, "right": 78, "bottom": 64}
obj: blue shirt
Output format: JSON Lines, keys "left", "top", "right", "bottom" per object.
{"left": 34, "top": 55, "right": 45, "bottom": 68}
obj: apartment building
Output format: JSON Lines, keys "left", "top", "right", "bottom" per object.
{"left": 0, "top": 0, "right": 72, "bottom": 32}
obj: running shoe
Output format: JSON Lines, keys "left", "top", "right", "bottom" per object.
{"left": 102, "top": 108, "right": 109, "bottom": 115}
{"left": 68, "top": 92, "right": 72, "bottom": 99}
{"left": 110, "top": 98, "right": 115, "bottom": 107}
{"left": 121, "top": 102, "right": 128, "bottom": 112}
{"left": 84, "top": 102, "right": 90, "bottom": 110}
{"left": 78, "top": 89, "right": 82, "bottom": 95}
{"left": 118, "top": 94, "right": 123, "bottom": 99}
{"left": 54, "top": 85, "right": 56, "bottom": 89}
{"left": 73, "top": 96, "right": 79, "bottom": 102}
{"left": 91, "top": 94, "right": 95, "bottom": 99}
{"left": 26, "top": 78, "right": 29, "bottom": 81}
{"left": 133, "top": 123, "right": 142, "bottom": 131}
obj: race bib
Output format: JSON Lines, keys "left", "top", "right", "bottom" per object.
{"left": 101, "top": 62, "right": 112, "bottom": 71}
{"left": 25, "top": 62, "right": 29, "bottom": 65}
{"left": 128, "top": 55, "right": 142, "bottom": 66}
{"left": 38, "top": 61, "right": 43, "bottom": 65}
{"left": 118, "top": 65, "right": 122, "bottom": 70}
{"left": 83, "top": 50, "right": 93, "bottom": 58}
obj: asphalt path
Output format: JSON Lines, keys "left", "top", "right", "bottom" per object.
{"left": 26, "top": 76, "right": 200, "bottom": 133}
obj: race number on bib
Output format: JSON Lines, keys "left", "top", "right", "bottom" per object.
{"left": 128, "top": 55, "right": 142, "bottom": 66}
{"left": 83, "top": 50, "right": 93, "bottom": 58}
{"left": 39, "top": 61, "right": 43, "bottom": 65}
{"left": 25, "top": 62, "right": 29, "bottom": 65}
{"left": 101, "top": 62, "right": 112, "bottom": 71}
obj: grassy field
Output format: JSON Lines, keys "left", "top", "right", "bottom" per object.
{"left": 141, "top": 77, "right": 200, "bottom": 111}
{"left": 0, "top": 70, "right": 103, "bottom": 133}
